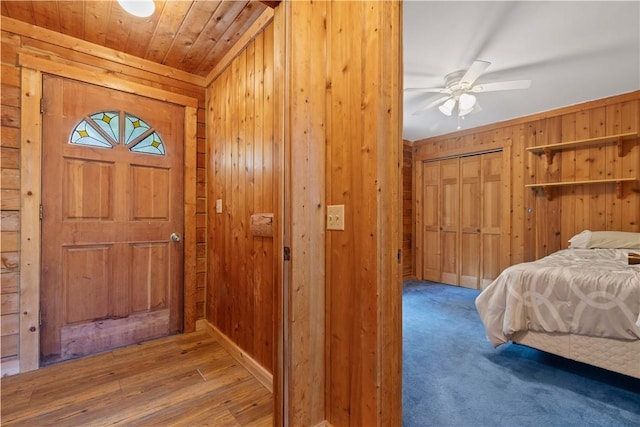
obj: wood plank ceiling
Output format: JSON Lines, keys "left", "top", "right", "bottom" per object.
{"left": 0, "top": 0, "right": 276, "bottom": 78}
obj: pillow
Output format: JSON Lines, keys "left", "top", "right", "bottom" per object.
{"left": 589, "top": 231, "right": 640, "bottom": 249}
{"left": 568, "top": 230, "right": 592, "bottom": 249}
{"left": 569, "top": 230, "right": 640, "bottom": 249}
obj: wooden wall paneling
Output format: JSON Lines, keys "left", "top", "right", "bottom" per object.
{"left": 376, "top": 3, "right": 403, "bottom": 425}
{"left": 588, "top": 107, "right": 608, "bottom": 231}
{"left": 326, "top": 1, "right": 355, "bottom": 423}
{"left": 605, "top": 103, "right": 624, "bottom": 231}
{"left": 543, "top": 117, "right": 562, "bottom": 254}
{"left": 272, "top": 5, "right": 285, "bottom": 425}
{"left": 619, "top": 100, "right": 640, "bottom": 231}
{"left": 261, "top": 22, "right": 276, "bottom": 371}
{"left": 559, "top": 112, "right": 578, "bottom": 247}
{"left": 285, "top": 0, "right": 328, "bottom": 424}
{"left": 499, "top": 145, "right": 512, "bottom": 274}
{"left": 206, "top": 20, "right": 277, "bottom": 375}
{"left": 251, "top": 29, "right": 265, "bottom": 368}
{"left": 16, "top": 67, "right": 41, "bottom": 373}
{"left": 573, "top": 110, "right": 591, "bottom": 235}
{"left": 183, "top": 105, "right": 198, "bottom": 333}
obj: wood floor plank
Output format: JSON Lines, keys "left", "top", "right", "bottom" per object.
{"left": 0, "top": 331, "right": 272, "bottom": 427}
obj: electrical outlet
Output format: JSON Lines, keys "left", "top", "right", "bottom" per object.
{"left": 216, "top": 199, "right": 223, "bottom": 214}
{"left": 327, "top": 204, "right": 345, "bottom": 231}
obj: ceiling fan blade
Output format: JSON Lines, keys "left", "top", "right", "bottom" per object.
{"left": 460, "top": 60, "right": 491, "bottom": 87}
{"left": 404, "top": 87, "right": 451, "bottom": 94}
{"left": 412, "top": 95, "right": 452, "bottom": 116}
{"left": 470, "top": 80, "right": 532, "bottom": 93}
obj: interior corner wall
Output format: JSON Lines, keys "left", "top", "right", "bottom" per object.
{"left": 205, "top": 21, "right": 278, "bottom": 374}
{"left": 412, "top": 92, "right": 640, "bottom": 274}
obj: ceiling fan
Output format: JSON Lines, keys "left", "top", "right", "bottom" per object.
{"left": 406, "top": 60, "right": 532, "bottom": 117}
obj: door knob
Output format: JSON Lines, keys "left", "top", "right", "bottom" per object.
{"left": 170, "top": 232, "right": 181, "bottom": 242}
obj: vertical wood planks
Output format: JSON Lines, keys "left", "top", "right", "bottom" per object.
{"left": 18, "top": 67, "right": 41, "bottom": 373}
{"left": 206, "top": 20, "right": 278, "bottom": 376}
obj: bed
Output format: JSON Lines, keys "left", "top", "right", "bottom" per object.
{"left": 475, "top": 230, "right": 640, "bottom": 379}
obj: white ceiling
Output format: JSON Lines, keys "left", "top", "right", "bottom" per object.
{"left": 403, "top": 1, "right": 640, "bottom": 142}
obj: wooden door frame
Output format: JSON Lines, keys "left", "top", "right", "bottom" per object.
{"left": 18, "top": 53, "right": 199, "bottom": 373}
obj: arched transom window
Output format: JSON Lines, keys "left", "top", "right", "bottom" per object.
{"left": 70, "top": 111, "right": 166, "bottom": 155}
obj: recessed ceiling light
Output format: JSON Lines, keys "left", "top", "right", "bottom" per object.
{"left": 117, "top": 0, "right": 155, "bottom": 18}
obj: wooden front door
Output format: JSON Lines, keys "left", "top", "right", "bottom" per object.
{"left": 40, "top": 75, "right": 184, "bottom": 364}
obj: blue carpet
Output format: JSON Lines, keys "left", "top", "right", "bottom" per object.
{"left": 402, "top": 281, "right": 640, "bottom": 427}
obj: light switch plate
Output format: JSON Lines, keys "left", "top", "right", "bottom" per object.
{"left": 327, "top": 204, "right": 345, "bottom": 230}
{"left": 216, "top": 199, "right": 223, "bottom": 214}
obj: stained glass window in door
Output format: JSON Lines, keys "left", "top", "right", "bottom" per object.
{"left": 70, "top": 119, "right": 114, "bottom": 148}
{"left": 89, "top": 111, "right": 119, "bottom": 142}
{"left": 69, "top": 111, "right": 165, "bottom": 156}
{"left": 130, "top": 132, "right": 165, "bottom": 155}
{"left": 124, "top": 114, "right": 151, "bottom": 145}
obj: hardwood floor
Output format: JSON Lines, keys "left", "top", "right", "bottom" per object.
{"left": 0, "top": 330, "right": 273, "bottom": 426}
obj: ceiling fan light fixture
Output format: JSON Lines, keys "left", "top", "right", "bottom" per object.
{"left": 438, "top": 98, "right": 455, "bottom": 116}
{"left": 118, "top": 0, "right": 155, "bottom": 17}
{"left": 458, "top": 93, "right": 477, "bottom": 111}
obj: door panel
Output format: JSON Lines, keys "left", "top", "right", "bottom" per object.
{"left": 41, "top": 75, "right": 184, "bottom": 364}
{"left": 440, "top": 159, "right": 458, "bottom": 285}
{"left": 460, "top": 156, "right": 481, "bottom": 289}
{"left": 422, "top": 162, "right": 441, "bottom": 281}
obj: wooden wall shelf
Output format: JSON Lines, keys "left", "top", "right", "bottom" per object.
{"left": 526, "top": 132, "right": 638, "bottom": 165}
{"left": 525, "top": 177, "right": 637, "bottom": 200}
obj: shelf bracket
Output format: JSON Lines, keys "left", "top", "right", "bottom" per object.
{"left": 616, "top": 181, "right": 623, "bottom": 199}
{"left": 617, "top": 136, "right": 623, "bottom": 157}
{"left": 542, "top": 185, "right": 553, "bottom": 201}
{"left": 543, "top": 148, "right": 555, "bottom": 166}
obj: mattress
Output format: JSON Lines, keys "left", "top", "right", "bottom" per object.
{"left": 512, "top": 330, "right": 640, "bottom": 379}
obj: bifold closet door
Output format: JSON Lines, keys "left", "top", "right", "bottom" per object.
{"left": 419, "top": 151, "right": 504, "bottom": 289}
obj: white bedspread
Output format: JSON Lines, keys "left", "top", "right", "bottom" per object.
{"left": 475, "top": 249, "right": 640, "bottom": 347}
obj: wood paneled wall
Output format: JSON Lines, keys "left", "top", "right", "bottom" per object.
{"left": 206, "top": 21, "right": 277, "bottom": 374}
{"left": 412, "top": 92, "right": 640, "bottom": 277}
{"left": 403, "top": 140, "right": 414, "bottom": 278}
{"left": 0, "top": 18, "right": 206, "bottom": 377}
{"left": 284, "top": 1, "right": 403, "bottom": 425}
